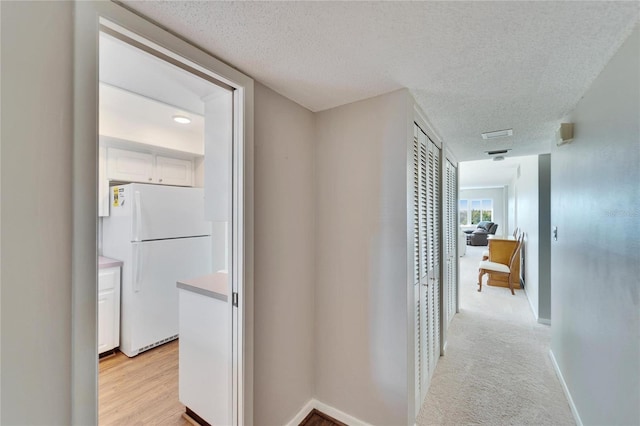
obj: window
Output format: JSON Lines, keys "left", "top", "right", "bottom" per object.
{"left": 459, "top": 199, "right": 492, "bottom": 225}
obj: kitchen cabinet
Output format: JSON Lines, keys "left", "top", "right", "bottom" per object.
{"left": 106, "top": 147, "right": 155, "bottom": 183}
{"left": 177, "top": 273, "right": 231, "bottom": 426}
{"left": 98, "top": 262, "right": 121, "bottom": 355}
{"left": 99, "top": 146, "right": 196, "bottom": 216}
{"left": 105, "top": 146, "right": 194, "bottom": 186}
{"left": 156, "top": 156, "right": 193, "bottom": 186}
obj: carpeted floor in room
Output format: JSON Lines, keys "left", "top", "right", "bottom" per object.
{"left": 416, "top": 244, "right": 575, "bottom": 426}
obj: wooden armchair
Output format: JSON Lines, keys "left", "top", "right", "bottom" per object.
{"left": 477, "top": 234, "right": 522, "bottom": 295}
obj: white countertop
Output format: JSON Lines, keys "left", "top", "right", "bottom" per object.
{"left": 177, "top": 272, "right": 229, "bottom": 302}
{"left": 98, "top": 256, "right": 123, "bottom": 269}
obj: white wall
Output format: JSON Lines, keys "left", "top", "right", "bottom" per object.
{"left": 1, "top": 2, "right": 74, "bottom": 423}
{"left": 253, "top": 83, "right": 316, "bottom": 425}
{"left": 314, "top": 90, "right": 410, "bottom": 425}
{"left": 459, "top": 187, "right": 506, "bottom": 236}
{"left": 510, "top": 155, "right": 540, "bottom": 319}
{"left": 550, "top": 26, "right": 639, "bottom": 426}
{"left": 507, "top": 180, "right": 516, "bottom": 236}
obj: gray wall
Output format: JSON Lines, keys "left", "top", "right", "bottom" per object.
{"left": 550, "top": 27, "right": 639, "bottom": 425}
{"left": 1, "top": 2, "right": 74, "bottom": 424}
{"left": 253, "top": 82, "right": 316, "bottom": 425}
{"left": 537, "top": 154, "right": 551, "bottom": 323}
{"left": 314, "top": 90, "right": 410, "bottom": 425}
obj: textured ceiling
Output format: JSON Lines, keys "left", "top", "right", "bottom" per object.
{"left": 122, "top": 1, "right": 639, "bottom": 161}
{"left": 459, "top": 157, "right": 521, "bottom": 189}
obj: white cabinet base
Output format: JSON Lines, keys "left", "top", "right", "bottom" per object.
{"left": 178, "top": 289, "right": 231, "bottom": 426}
{"left": 98, "top": 266, "right": 121, "bottom": 355}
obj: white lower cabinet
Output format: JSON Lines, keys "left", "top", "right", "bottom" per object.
{"left": 178, "top": 285, "right": 231, "bottom": 426}
{"left": 98, "top": 266, "right": 121, "bottom": 355}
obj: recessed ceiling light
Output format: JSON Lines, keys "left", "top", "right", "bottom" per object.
{"left": 481, "top": 129, "right": 513, "bottom": 139}
{"left": 172, "top": 115, "right": 191, "bottom": 124}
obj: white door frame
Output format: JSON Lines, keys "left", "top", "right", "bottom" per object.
{"left": 72, "top": 2, "right": 254, "bottom": 424}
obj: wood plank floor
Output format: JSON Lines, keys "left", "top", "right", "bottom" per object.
{"left": 99, "top": 340, "right": 190, "bottom": 426}
{"left": 299, "top": 409, "right": 345, "bottom": 426}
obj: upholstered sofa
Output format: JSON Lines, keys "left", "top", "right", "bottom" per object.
{"left": 467, "top": 221, "right": 498, "bottom": 246}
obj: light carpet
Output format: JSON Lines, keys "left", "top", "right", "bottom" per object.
{"left": 416, "top": 245, "right": 575, "bottom": 426}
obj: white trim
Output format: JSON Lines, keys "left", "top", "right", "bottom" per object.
{"left": 314, "top": 400, "right": 373, "bottom": 426}
{"left": 73, "top": 2, "right": 254, "bottom": 425}
{"left": 549, "top": 350, "right": 584, "bottom": 426}
{"left": 524, "top": 287, "right": 538, "bottom": 320}
{"left": 537, "top": 318, "right": 551, "bottom": 325}
{"left": 412, "top": 103, "right": 443, "bottom": 147}
{"left": 285, "top": 399, "right": 373, "bottom": 426}
{"left": 285, "top": 399, "right": 315, "bottom": 426}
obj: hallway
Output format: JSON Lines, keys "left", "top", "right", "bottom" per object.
{"left": 416, "top": 245, "right": 575, "bottom": 425}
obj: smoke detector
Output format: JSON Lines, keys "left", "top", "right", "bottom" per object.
{"left": 481, "top": 129, "right": 513, "bottom": 139}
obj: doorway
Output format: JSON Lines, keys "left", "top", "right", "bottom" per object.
{"left": 73, "top": 3, "right": 254, "bottom": 425}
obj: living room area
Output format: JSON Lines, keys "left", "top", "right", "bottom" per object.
{"left": 458, "top": 154, "right": 551, "bottom": 322}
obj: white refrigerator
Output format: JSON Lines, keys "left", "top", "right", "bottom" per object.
{"left": 102, "top": 183, "right": 212, "bottom": 357}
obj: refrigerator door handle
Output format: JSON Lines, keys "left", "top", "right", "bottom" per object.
{"left": 133, "top": 244, "right": 142, "bottom": 293}
{"left": 133, "top": 190, "right": 142, "bottom": 242}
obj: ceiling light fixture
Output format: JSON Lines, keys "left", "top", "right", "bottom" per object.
{"left": 485, "top": 149, "right": 511, "bottom": 156}
{"left": 481, "top": 129, "right": 513, "bottom": 140}
{"left": 172, "top": 115, "right": 191, "bottom": 124}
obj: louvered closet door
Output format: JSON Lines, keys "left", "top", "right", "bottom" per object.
{"left": 418, "top": 129, "right": 430, "bottom": 400}
{"left": 427, "top": 138, "right": 441, "bottom": 376}
{"left": 413, "top": 123, "right": 443, "bottom": 408}
{"left": 412, "top": 127, "right": 422, "bottom": 414}
{"left": 444, "top": 160, "right": 458, "bottom": 327}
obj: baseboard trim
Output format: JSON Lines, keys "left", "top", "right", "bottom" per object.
{"left": 286, "top": 399, "right": 315, "bottom": 426}
{"left": 285, "top": 399, "right": 373, "bottom": 426}
{"left": 549, "top": 349, "right": 583, "bottom": 426}
{"left": 537, "top": 318, "right": 551, "bottom": 325}
{"left": 314, "top": 399, "right": 373, "bottom": 426}
{"left": 524, "top": 288, "right": 538, "bottom": 320}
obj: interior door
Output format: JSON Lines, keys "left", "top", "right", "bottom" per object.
{"left": 418, "top": 128, "right": 430, "bottom": 401}
{"left": 414, "top": 123, "right": 443, "bottom": 408}
{"left": 412, "top": 127, "right": 422, "bottom": 414}
{"left": 427, "top": 138, "right": 441, "bottom": 371}
{"left": 444, "top": 160, "right": 458, "bottom": 327}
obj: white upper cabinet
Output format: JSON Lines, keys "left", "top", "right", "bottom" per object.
{"left": 99, "top": 145, "right": 197, "bottom": 217}
{"left": 105, "top": 146, "right": 194, "bottom": 186}
{"left": 156, "top": 156, "right": 193, "bottom": 187}
{"left": 107, "top": 147, "right": 155, "bottom": 183}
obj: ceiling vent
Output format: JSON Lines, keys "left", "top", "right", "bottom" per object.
{"left": 485, "top": 149, "right": 511, "bottom": 156}
{"left": 481, "top": 129, "right": 513, "bottom": 139}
